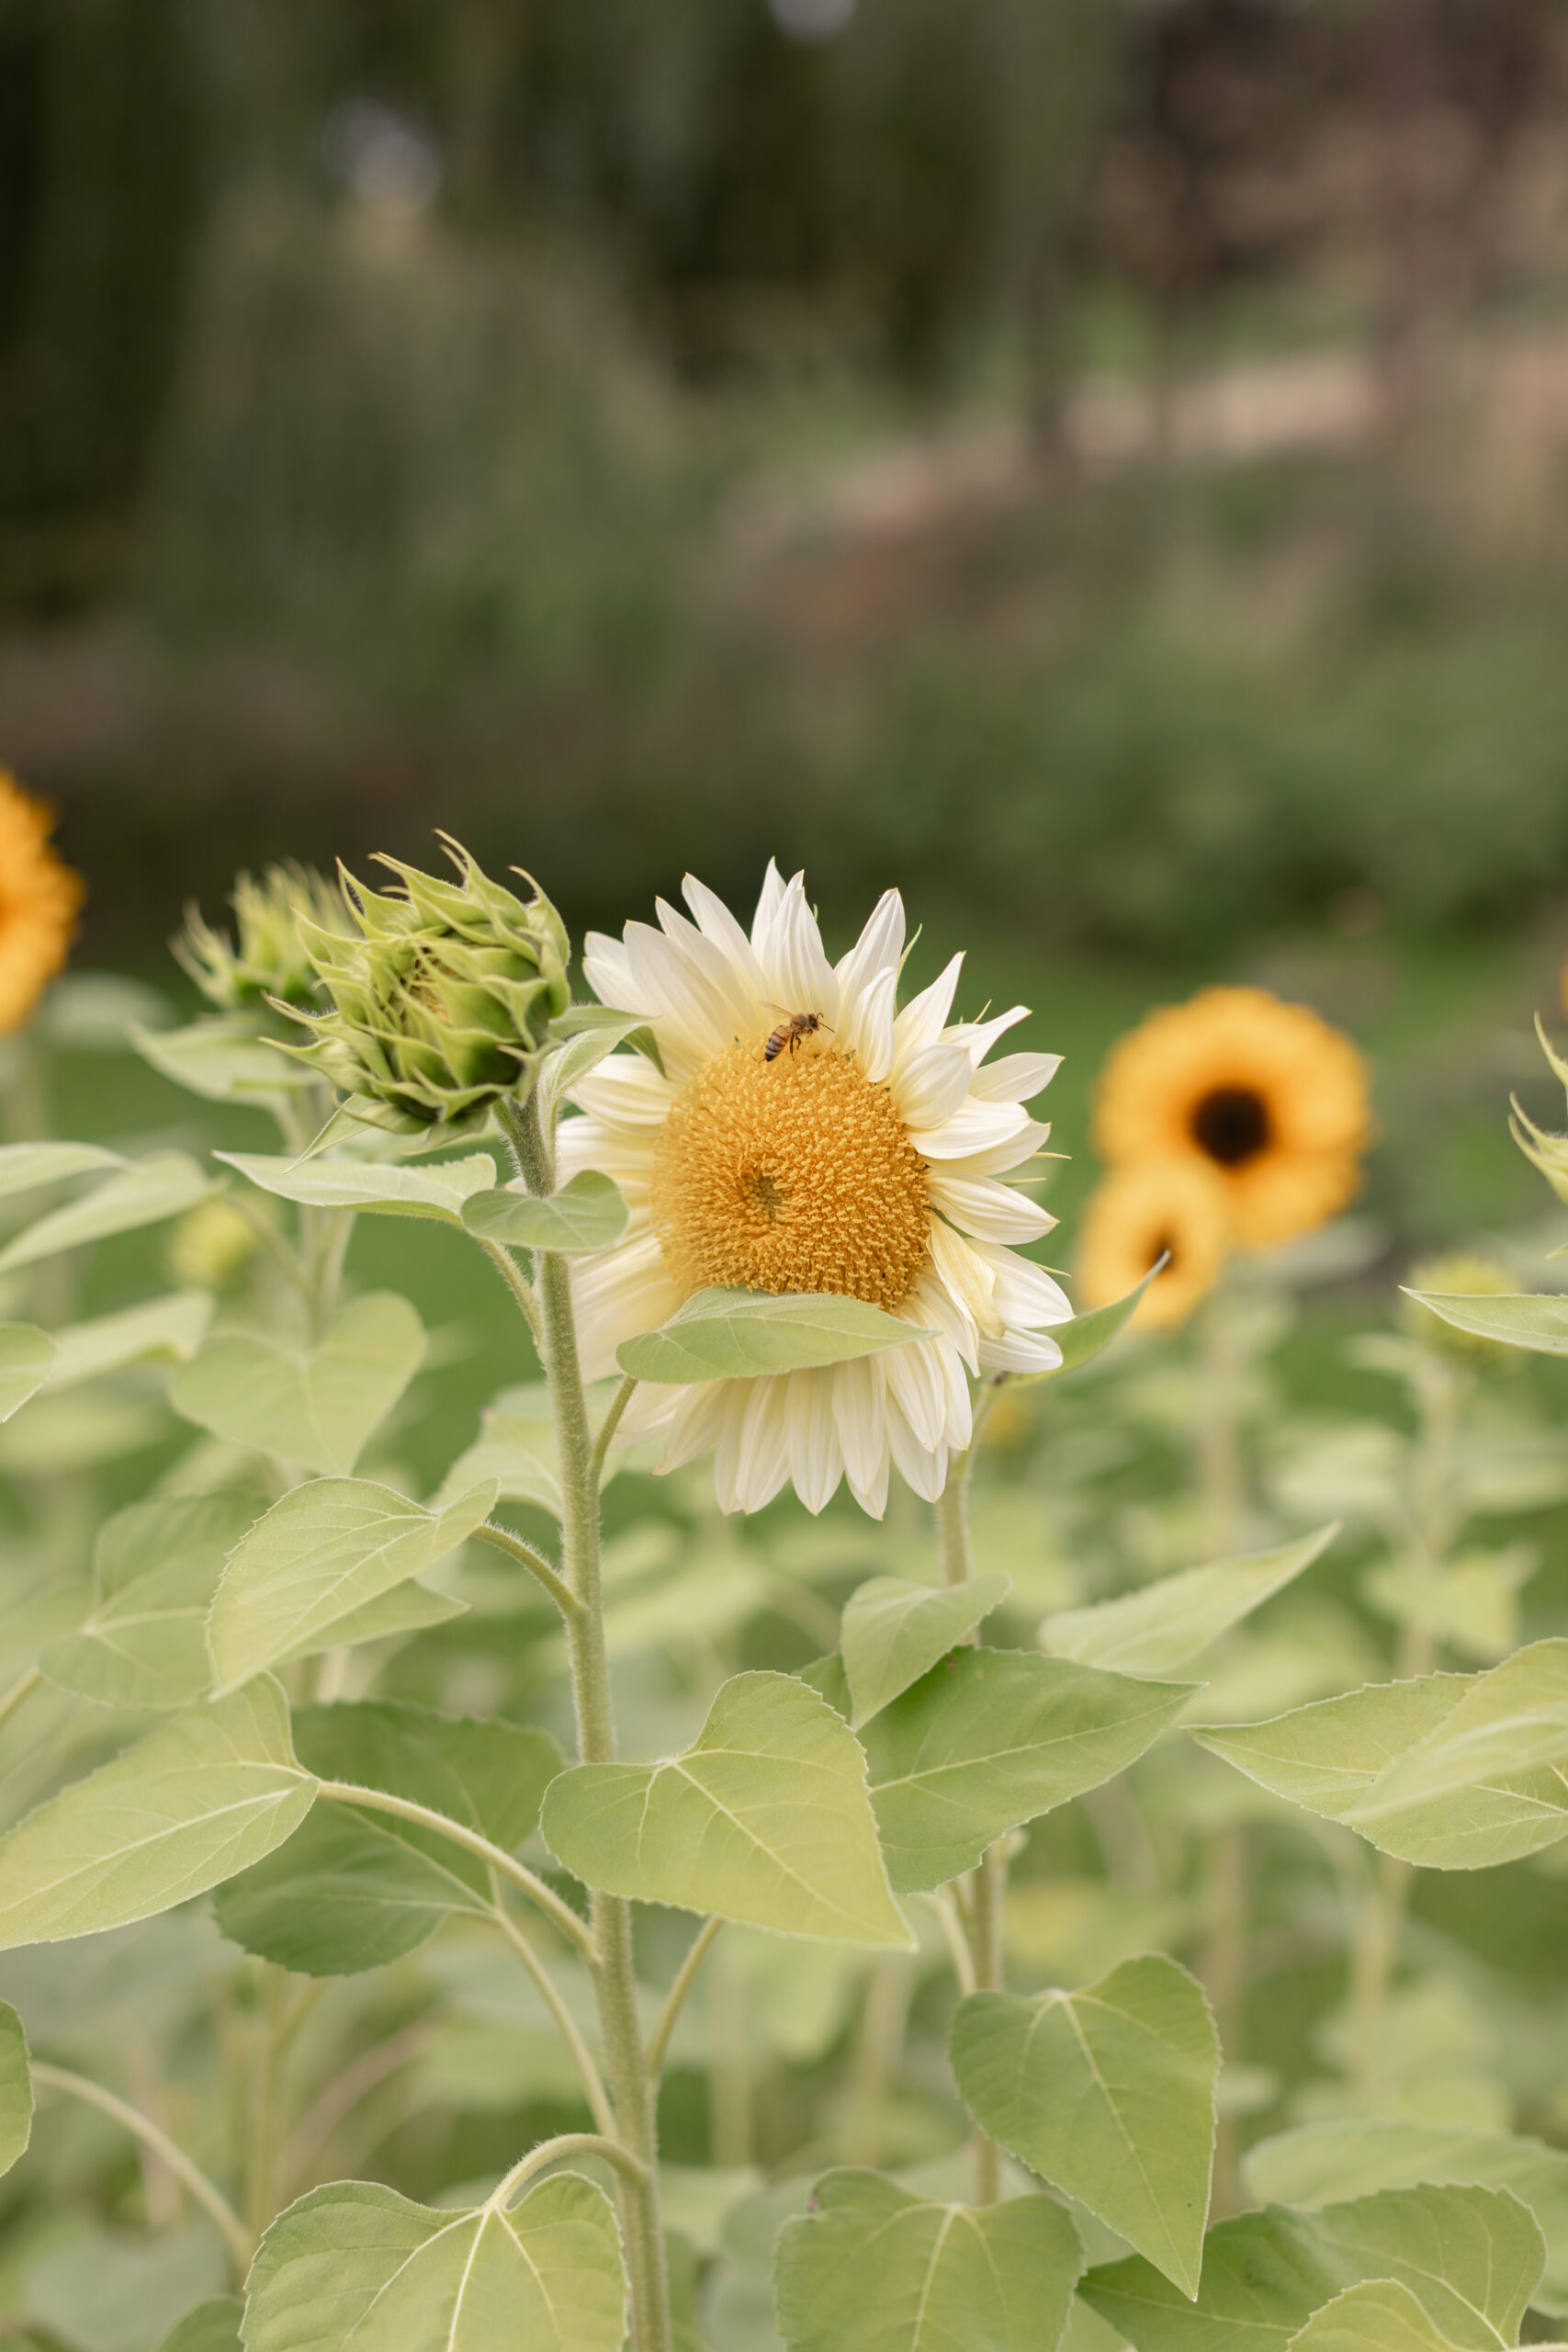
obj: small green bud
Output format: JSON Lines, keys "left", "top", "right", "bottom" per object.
{"left": 283, "top": 835, "right": 570, "bottom": 1132}
{"left": 175, "top": 865, "right": 348, "bottom": 1011}
{"left": 1400, "top": 1251, "right": 1520, "bottom": 1365}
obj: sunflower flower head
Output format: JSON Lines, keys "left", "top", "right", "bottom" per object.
{"left": 559, "top": 863, "right": 1069, "bottom": 1516}
{"left": 283, "top": 836, "right": 570, "bottom": 1133}
{"left": 1094, "top": 985, "right": 1370, "bottom": 1252}
{"left": 175, "top": 863, "right": 348, "bottom": 1011}
{"left": 1078, "top": 1159, "right": 1232, "bottom": 1331}
{"left": 0, "top": 772, "right": 84, "bottom": 1035}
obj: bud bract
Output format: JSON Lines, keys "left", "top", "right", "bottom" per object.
{"left": 283, "top": 837, "right": 570, "bottom": 1132}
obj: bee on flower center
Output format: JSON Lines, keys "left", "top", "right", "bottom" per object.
{"left": 763, "top": 1010, "right": 831, "bottom": 1063}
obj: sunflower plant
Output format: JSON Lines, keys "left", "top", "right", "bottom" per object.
{"left": 2, "top": 841, "right": 1568, "bottom": 2352}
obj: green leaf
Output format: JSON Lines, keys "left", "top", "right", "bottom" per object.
{"left": 950, "top": 1956, "right": 1219, "bottom": 2297}
{"left": 616, "top": 1288, "right": 937, "bottom": 1385}
{"left": 215, "top": 1700, "right": 562, "bottom": 1973}
{"left": 208, "top": 1477, "right": 497, "bottom": 1693}
{"left": 1041, "top": 1528, "right": 1337, "bottom": 1679}
{"left": 40, "top": 1491, "right": 262, "bottom": 1711}
{"left": 0, "top": 1140, "right": 122, "bottom": 1198}
{"left": 0, "top": 1326, "right": 52, "bottom": 1422}
{"left": 537, "top": 1012, "right": 662, "bottom": 1130}
{"left": 284, "top": 1576, "right": 468, "bottom": 1660}
{"left": 0, "top": 1150, "right": 210, "bottom": 1272}
{"left": 132, "top": 1015, "right": 312, "bottom": 1102}
{"left": 773, "top": 2169, "right": 1084, "bottom": 2352}
{"left": 28, "top": 2225, "right": 228, "bottom": 2352}
{"left": 169, "top": 1291, "right": 426, "bottom": 1475}
{"left": 1243, "top": 2120, "right": 1568, "bottom": 2319}
{"left": 543, "top": 1670, "right": 912, "bottom": 1947}
{"left": 215, "top": 1149, "right": 498, "bottom": 1226}
{"left": 1018, "top": 1263, "right": 1162, "bottom": 1384}
{"left": 1401, "top": 1288, "right": 1568, "bottom": 1357}
{"left": 1193, "top": 1639, "right": 1568, "bottom": 1868}
{"left": 0, "top": 2001, "right": 32, "bottom": 2177}
{"left": 1286, "top": 2281, "right": 1461, "bottom": 2351}
{"left": 434, "top": 1380, "right": 631, "bottom": 1517}
{"left": 462, "top": 1170, "right": 630, "bottom": 1254}
{"left": 243, "top": 2174, "right": 626, "bottom": 2352}
{"left": 156, "top": 2301, "right": 244, "bottom": 2352}
{"left": 840, "top": 1574, "right": 1010, "bottom": 1725}
{"left": 46, "top": 1292, "right": 215, "bottom": 1391}
{"left": 0, "top": 1679, "right": 314, "bottom": 1948}
{"left": 1080, "top": 2183, "right": 1544, "bottom": 2352}
{"left": 859, "top": 1649, "right": 1193, "bottom": 1892}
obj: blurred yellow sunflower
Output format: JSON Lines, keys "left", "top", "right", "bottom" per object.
{"left": 1093, "top": 986, "right": 1369, "bottom": 1250}
{"left": 1078, "top": 1159, "right": 1231, "bottom": 1330}
{"left": 0, "top": 773, "right": 83, "bottom": 1035}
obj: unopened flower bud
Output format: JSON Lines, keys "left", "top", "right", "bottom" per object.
{"left": 283, "top": 835, "right": 570, "bottom": 1132}
{"left": 176, "top": 865, "right": 348, "bottom": 1011}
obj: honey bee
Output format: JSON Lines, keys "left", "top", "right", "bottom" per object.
{"left": 762, "top": 1009, "right": 832, "bottom": 1063}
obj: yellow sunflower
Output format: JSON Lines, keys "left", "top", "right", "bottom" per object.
{"left": 0, "top": 773, "right": 83, "bottom": 1035}
{"left": 1078, "top": 1159, "right": 1231, "bottom": 1330}
{"left": 1093, "top": 986, "right": 1369, "bottom": 1250}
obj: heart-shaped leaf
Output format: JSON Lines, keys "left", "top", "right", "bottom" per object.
{"left": 1245, "top": 2120, "right": 1568, "bottom": 2318}
{"left": 208, "top": 1477, "right": 497, "bottom": 1692}
{"left": 169, "top": 1291, "right": 425, "bottom": 1475}
{"left": 0, "top": 2002, "right": 31, "bottom": 2178}
{"left": 950, "top": 1955, "right": 1219, "bottom": 2297}
{"left": 154, "top": 2300, "right": 243, "bottom": 2352}
{"left": 46, "top": 1292, "right": 214, "bottom": 1392}
{"left": 840, "top": 1574, "right": 1010, "bottom": 1725}
{"left": 0, "top": 1327, "right": 52, "bottom": 1423}
{"left": 859, "top": 1648, "right": 1192, "bottom": 1891}
{"left": 216, "top": 1149, "right": 498, "bottom": 1226}
{"left": 617, "top": 1288, "right": 936, "bottom": 1384}
{"left": 462, "top": 1170, "right": 629, "bottom": 1254}
{"left": 215, "top": 1701, "right": 562, "bottom": 1973}
{"left": 543, "top": 1670, "right": 911, "bottom": 1947}
{"left": 773, "top": 2170, "right": 1084, "bottom": 2352}
{"left": 41, "top": 1491, "right": 262, "bottom": 1712}
{"left": 243, "top": 2174, "right": 626, "bottom": 2352}
{"left": 1286, "top": 2280, "right": 1461, "bottom": 2350}
{"left": 0, "top": 1151, "right": 210, "bottom": 1272}
{"left": 1042, "top": 1526, "right": 1337, "bottom": 1679}
{"left": 0, "top": 1678, "right": 315, "bottom": 1948}
{"left": 1194, "top": 1638, "right": 1568, "bottom": 1868}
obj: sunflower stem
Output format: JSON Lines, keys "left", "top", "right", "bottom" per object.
{"left": 499, "top": 1088, "right": 672, "bottom": 2352}
{"left": 936, "top": 1416, "right": 1008, "bottom": 2204}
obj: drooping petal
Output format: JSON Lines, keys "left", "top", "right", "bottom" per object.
{"left": 886, "top": 1391, "right": 947, "bottom": 1502}
{"left": 833, "top": 1354, "right": 889, "bottom": 1501}
{"left": 925, "top": 1216, "right": 1003, "bottom": 1340}
{"left": 786, "top": 1369, "right": 845, "bottom": 1515}
{"left": 727, "top": 1379, "right": 792, "bottom": 1513}
{"left": 657, "top": 1380, "right": 731, "bottom": 1471}
{"left": 974, "top": 1238, "right": 1073, "bottom": 1329}
{"left": 882, "top": 1331, "right": 951, "bottom": 1453}
{"left": 570, "top": 1228, "right": 683, "bottom": 1381}
{"left": 934, "top": 1117, "right": 1055, "bottom": 1180}
{"left": 979, "top": 1326, "right": 1065, "bottom": 1374}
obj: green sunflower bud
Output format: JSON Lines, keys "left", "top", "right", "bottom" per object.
{"left": 282, "top": 835, "right": 570, "bottom": 1133}
{"left": 1399, "top": 1250, "right": 1520, "bottom": 1366}
{"left": 175, "top": 864, "right": 349, "bottom": 1011}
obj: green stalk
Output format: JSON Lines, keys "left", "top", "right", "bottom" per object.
{"left": 936, "top": 1396, "right": 1006, "bottom": 2205}
{"left": 500, "top": 1092, "right": 672, "bottom": 2352}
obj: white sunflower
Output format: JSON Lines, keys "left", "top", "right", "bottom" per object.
{"left": 556, "top": 864, "right": 1068, "bottom": 1516}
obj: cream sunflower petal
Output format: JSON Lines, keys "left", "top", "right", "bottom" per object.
{"left": 833, "top": 1354, "right": 889, "bottom": 1499}
{"left": 838, "top": 962, "right": 897, "bottom": 1084}
{"left": 979, "top": 1327, "right": 1065, "bottom": 1374}
{"left": 925, "top": 1171, "right": 1056, "bottom": 1244}
{"left": 972, "top": 1239, "right": 1072, "bottom": 1329}
{"left": 835, "top": 888, "right": 906, "bottom": 1002}
{"left": 890, "top": 1039, "right": 975, "bottom": 1132}
{"left": 787, "top": 1369, "right": 845, "bottom": 1516}
{"left": 909, "top": 1096, "right": 1039, "bottom": 1161}
{"left": 907, "top": 1264, "right": 980, "bottom": 1375}
{"left": 968, "top": 1051, "right": 1063, "bottom": 1104}
{"left": 845, "top": 1449, "right": 891, "bottom": 1521}
{"left": 925, "top": 1216, "right": 1004, "bottom": 1340}
{"left": 949, "top": 1005, "right": 1031, "bottom": 1061}
{"left": 581, "top": 931, "right": 641, "bottom": 1016}
{"left": 654, "top": 897, "right": 764, "bottom": 1037}
{"left": 755, "top": 869, "right": 840, "bottom": 1024}
{"left": 682, "top": 874, "right": 771, "bottom": 1001}
{"left": 893, "top": 954, "right": 964, "bottom": 1060}
{"left": 887, "top": 1395, "right": 946, "bottom": 1503}
{"left": 621, "top": 922, "right": 738, "bottom": 1070}
{"left": 935, "top": 1117, "right": 1054, "bottom": 1180}
{"left": 657, "top": 1380, "right": 731, "bottom": 1472}
{"left": 569, "top": 1057, "right": 679, "bottom": 1128}
{"left": 716, "top": 1379, "right": 791, "bottom": 1515}
{"left": 883, "top": 1332, "right": 962, "bottom": 1454}
{"left": 570, "top": 1229, "right": 683, "bottom": 1381}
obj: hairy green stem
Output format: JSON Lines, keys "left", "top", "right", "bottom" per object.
{"left": 936, "top": 1412, "right": 1007, "bottom": 2204}
{"left": 473, "top": 1521, "right": 582, "bottom": 1621}
{"left": 489, "top": 2131, "right": 649, "bottom": 2212}
{"left": 501, "top": 1090, "right": 672, "bottom": 2352}
{"left": 589, "top": 1373, "right": 638, "bottom": 1488}
{"left": 32, "top": 2061, "right": 254, "bottom": 2274}
{"left": 479, "top": 1233, "right": 543, "bottom": 1346}
{"left": 314, "top": 1780, "right": 595, "bottom": 1962}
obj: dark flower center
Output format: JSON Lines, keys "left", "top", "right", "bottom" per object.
{"left": 1190, "top": 1084, "right": 1270, "bottom": 1168}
